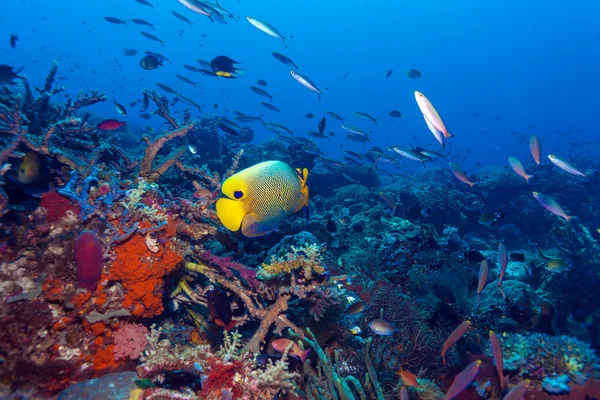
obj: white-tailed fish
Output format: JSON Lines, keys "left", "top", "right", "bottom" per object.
{"left": 290, "top": 71, "right": 325, "bottom": 99}
{"left": 547, "top": 154, "right": 586, "bottom": 177}
{"left": 414, "top": 91, "right": 452, "bottom": 139}
{"left": 176, "top": 0, "right": 213, "bottom": 17}
{"left": 246, "top": 17, "right": 292, "bottom": 46}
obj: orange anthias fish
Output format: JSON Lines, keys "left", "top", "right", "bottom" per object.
{"left": 529, "top": 136, "right": 541, "bottom": 165}
{"left": 489, "top": 331, "right": 505, "bottom": 389}
{"left": 271, "top": 338, "right": 311, "bottom": 363}
{"left": 441, "top": 321, "right": 471, "bottom": 366}
{"left": 396, "top": 367, "right": 418, "bottom": 387}
{"left": 449, "top": 163, "right": 475, "bottom": 189}
{"left": 508, "top": 157, "right": 535, "bottom": 183}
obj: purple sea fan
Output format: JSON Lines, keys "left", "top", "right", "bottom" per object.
{"left": 74, "top": 231, "right": 104, "bottom": 291}
{"left": 114, "top": 323, "right": 149, "bottom": 360}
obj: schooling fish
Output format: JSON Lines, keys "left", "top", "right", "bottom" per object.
{"left": 250, "top": 86, "right": 274, "bottom": 101}
{"left": 290, "top": 71, "right": 326, "bottom": 100}
{"left": 246, "top": 17, "right": 292, "bottom": 46}
{"left": 272, "top": 52, "right": 299, "bottom": 69}
{"left": 216, "top": 161, "right": 309, "bottom": 237}
{"left": 176, "top": 74, "right": 197, "bottom": 87}
{"left": 529, "top": 136, "right": 541, "bottom": 165}
{"left": 415, "top": 91, "right": 452, "bottom": 140}
{"left": 341, "top": 125, "right": 368, "bottom": 135}
{"left": 140, "top": 31, "right": 165, "bottom": 46}
{"left": 384, "top": 69, "right": 393, "bottom": 78}
{"left": 176, "top": 0, "right": 213, "bottom": 17}
{"left": 532, "top": 192, "right": 575, "bottom": 223}
{"left": 171, "top": 11, "right": 194, "bottom": 26}
{"left": 508, "top": 156, "right": 535, "bottom": 183}
{"left": 135, "top": 0, "right": 154, "bottom": 9}
{"left": 261, "top": 102, "right": 280, "bottom": 113}
{"left": 391, "top": 147, "right": 429, "bottom": 162}
{"left": 131, "top": 18, "right": 155, "bottom": 29}
{"left": 389, "top": 110, "right": 403, "bottom": 118}
{"left": 353, "top": 111, "right": 379, "bottom": 125}
{"left": 104, "top": 16, "right": 128, "bottom": 26}
{"left": 326, "top": 111, "right": 344, "bottom": 121}
{"left": 156, "top": 83, "right": 177, "bottom": 94}
{"left": 547, "top": 154, "right": 586, "bottom": 177}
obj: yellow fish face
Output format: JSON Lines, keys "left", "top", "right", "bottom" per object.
{"left": 17, "top": 152, "right": 42, "bottom": 184}
{"left": 216, "top": 161, "right": 309, "bottom": 237}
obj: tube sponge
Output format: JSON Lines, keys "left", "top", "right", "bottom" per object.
{"left": 74, "top": 231, "right": 104, "bottom": 291}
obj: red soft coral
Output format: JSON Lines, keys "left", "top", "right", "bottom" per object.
{"left": 40, "top": 191, "right": 80, "bottom": 223}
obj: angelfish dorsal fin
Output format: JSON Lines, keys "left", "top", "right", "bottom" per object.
{"left": 296, "top": 167, "right": 309, "bottom": 188}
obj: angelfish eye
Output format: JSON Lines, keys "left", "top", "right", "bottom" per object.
{"left": 234, "top": 190, "right": 244, "bottom": 199}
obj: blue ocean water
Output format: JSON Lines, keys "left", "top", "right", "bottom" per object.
{"left": 4, "top": 0, "right": 598, "bottom": 171}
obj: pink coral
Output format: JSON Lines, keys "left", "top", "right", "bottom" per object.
{"left": 199, "top": 251, "right": 261, "bottom": 290}
{"left": 113, "top": 323, "right": 149, "bottom": 361}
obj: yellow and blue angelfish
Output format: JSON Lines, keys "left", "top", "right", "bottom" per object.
{"left": 216, "top": 160, "right": 309, "bottom": 237}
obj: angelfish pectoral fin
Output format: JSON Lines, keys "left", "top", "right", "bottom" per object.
{"left": 241, "top": 213, "right": 281, "bottom": 238}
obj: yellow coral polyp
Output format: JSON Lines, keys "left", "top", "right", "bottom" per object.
{"left": 564, "top": 355, "right": 584, "bottom": 374}
{"left": 259, "top": 243, "right": 326, "bottom": 279}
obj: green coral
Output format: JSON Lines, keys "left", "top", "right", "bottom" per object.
{"left": 497, "top": 333, "right": 600, "bottom": 388}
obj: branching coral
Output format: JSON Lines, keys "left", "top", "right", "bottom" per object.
{"left": 497, "top": 333, "right": 600, "bottom": 389}
{"left": 259, "top": 243, "right": 326, "bottom": 280}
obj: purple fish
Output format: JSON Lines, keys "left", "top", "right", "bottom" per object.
{"left": 444, "top": 360, "right": 482, "bottom": 400}
{"left": 502, "top": 380, "right": 529, "bottom": 400}
{"left": 533, "top": 192, "right": 575, "bottom": 223}
{"left": 489, "top": 331, "right": 504, "bottom": 389}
